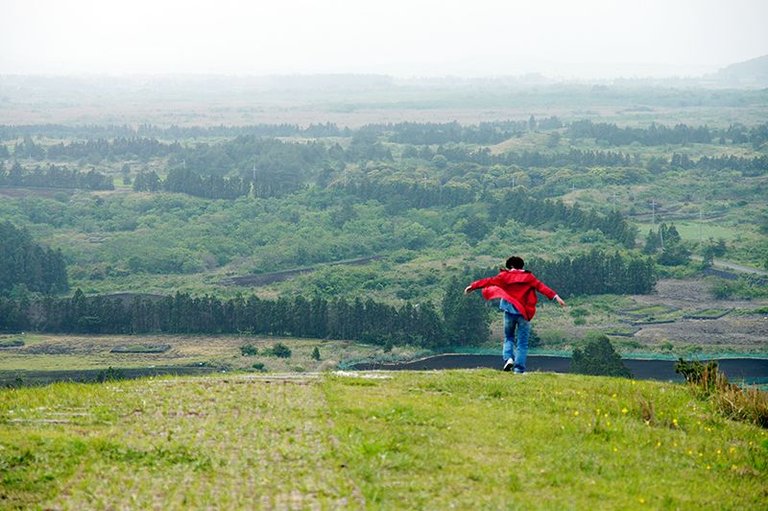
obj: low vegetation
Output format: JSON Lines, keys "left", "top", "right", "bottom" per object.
{"left": 676, "top": 359, "right": 768, "bottom": 428}
{"left": 0, "top": 371, "right": 765, "bottom": 509}
{"left": 570, "top": 335, "right": 632, "bottom": 378}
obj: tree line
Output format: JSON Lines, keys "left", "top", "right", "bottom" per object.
{"left": 528, "top": 249, "right": 657, "bottom": 297}
{"left": 0, "top": 123, "right": 349, "bottom": 142}
{"left": 0, "top": 162, "right": 114, "bottom": 190}
{"left": 0, "top": 250, "right": 655, "bottom": 347}
{"left": 685, "top": 154, "right": 768, "bottom": 176}
{"left": 568, "top": 120, "right": 768, "bottom": 147}
{"left": 0, "top": 221, "right": 69, "bottom": 295}
{"left": 337, "top": 174, "right": 475, "bottom": 209}
{"left": 0, "top": 290, "right": 457, "bottom": 349}
{"left": 489, "top": 189, "right": 638, "bottom": 248}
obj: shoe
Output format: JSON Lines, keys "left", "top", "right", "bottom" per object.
{"left": 513, "top": 369, "right": 526, "bottom": 375}
{"left": 503, "top": 358, "right": 514, "bottom": 372}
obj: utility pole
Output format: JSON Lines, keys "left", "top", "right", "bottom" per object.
{"left": 659, "top": 222, "right": 664, "bottom": 249}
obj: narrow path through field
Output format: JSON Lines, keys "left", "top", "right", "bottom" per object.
{"left": 41, "top": 374, "right": 365, "bottom": 510}
{"left": 690, "top": 256, "right": 768, "bottom": 276}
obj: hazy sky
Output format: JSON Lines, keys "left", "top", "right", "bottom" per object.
{"left": 1, "top": 0, "right": 766, "bottom": 78}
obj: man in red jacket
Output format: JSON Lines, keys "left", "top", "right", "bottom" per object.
{"left": 465, "top": 256, "right": 566, "bottom": 373}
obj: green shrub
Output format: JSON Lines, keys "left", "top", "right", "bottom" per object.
{"left": 711, "top": 281, "right": 734, "bottom": 299}
{"left": 570, "top": 335, "right": 631, "bottom": 378}
{"left": 311, "top": 346, "right": 321, "bottom": 361}
{"left": 240, "top": 344, "right": 259, "bottom": 356}
{"left": 95, "top": 366, "right": 124, "bottom": 383}
{"left": 251, "top": 362, "right": 266, "bottom": 372}
{"left": 269, "top": 343, "right": 292, "bottom": 358}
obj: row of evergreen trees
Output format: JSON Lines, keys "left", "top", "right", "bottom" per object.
{"left": 0, "top": 290, "right": 459, "bottom": 349}
{"left": 489, "top": 190, "right": 638, "bottom": 248}
{"left": 691, "top": 154, "right": 768, "bottom": 176}
{"left": 0, "top": 162, "right": 114, "bottom": 190}
{"left": 5, "top": 119, "right": 765, "bottom": 147}
{"left": 433, "top": 146, "right": 641, "bottom": 169}
{"left": 0, "top": 123, "right": 349, "bottom": 143}
{"left": 133, "top": 168, "right": 254, "bottom": 199}
{"left": 432, "top": 145, "right": 766, "bottom": 175}
{"left": 361, "top": 120, "right": 534, "bottom": 145}
{"left": 0, "top": 251, "right": 656, "bottom": 348}
{"left": 133, "top": 168, "right": 297, "bottom": 199}
{"left": 569, "top": 120, "right": 768, "bottom": 148}
{"left": 568, "top": 120, "right": 714, "bottom": 146}
{"left": 529, "top": 250, "right": 657, "bottom": 296}
{"left": 0, "top": 222, "right": 69, "bottom": 294}
{"left": 337, "top": 176, "right": 475, "bottom": 209}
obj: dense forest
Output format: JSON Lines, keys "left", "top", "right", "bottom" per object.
{"left": 0, "top": 221, "right": 69, "bottom": 294}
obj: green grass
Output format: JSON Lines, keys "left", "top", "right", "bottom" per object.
{"left": 0, "top": 335, "right": 409, "bottom": 375}
{"left": 0, "top": 337, "right": 24, "bottom": 348}
{"left": 1, "top": 371, "right": 766, "bottom": 509}
{"left": 684, "top": 309, "right": 732, "bottom": 319}
{"left": 634, "top": 221, "right": 744, "bottom": 242}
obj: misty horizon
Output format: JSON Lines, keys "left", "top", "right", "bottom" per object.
{"left": 2, "top": 0, "right": 766, "bottom": 81}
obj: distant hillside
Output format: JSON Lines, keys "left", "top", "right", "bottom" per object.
{"left": 715, "top": 54, "right": 768, "bottom": 86}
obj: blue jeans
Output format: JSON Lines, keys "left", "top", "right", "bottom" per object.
{"left": 503, "top": 312, "right": 531, "bottom": 373}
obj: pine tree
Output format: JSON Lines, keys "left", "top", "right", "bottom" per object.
{"left": 442, "top": 276, "right": 489, "bottom": 346}
{"left": 570, "top": 335, "right": 631, "bottom": 378}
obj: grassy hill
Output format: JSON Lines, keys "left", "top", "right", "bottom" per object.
{"left": 1, "top": 370, "right": 766, "bottom": 509}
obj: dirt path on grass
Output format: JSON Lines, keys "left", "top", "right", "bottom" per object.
{"left": 690, "top": 256, "right": 768, "bottom": 277}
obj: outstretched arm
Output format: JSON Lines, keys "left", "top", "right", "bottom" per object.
{"left": 464, "top": 275, "right": 499, "bottom": 295}
{"left": 554, "top": 295, "right": 567, "bottom": 308}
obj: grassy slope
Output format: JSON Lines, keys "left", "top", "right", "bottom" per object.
{"left": 1, "top": 371, "right": 766, "bottom": 510}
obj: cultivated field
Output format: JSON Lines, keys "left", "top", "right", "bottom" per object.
{"left": 531, "top": 279, "right": 768, "bottom": 356}
{"left": 0, "top": 335, "right": 429, "bottom": 386}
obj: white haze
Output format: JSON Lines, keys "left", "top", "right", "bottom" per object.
{"left": 1, "top": 0, "right": 766, "bottom": 79}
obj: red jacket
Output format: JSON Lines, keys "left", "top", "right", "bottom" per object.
{"left": 468, "top": 269, "right": 557, "bottom": 321}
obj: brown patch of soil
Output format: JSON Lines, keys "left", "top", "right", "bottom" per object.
{"left": 629, "top": 279, "right": 768, "bottom": 351}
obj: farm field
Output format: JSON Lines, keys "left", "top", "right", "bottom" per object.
{"left": 0, "top": 335, "right": 425, "bottom": 385}
{"left": 1, "top": 370, "right": 766, "bottom": 509}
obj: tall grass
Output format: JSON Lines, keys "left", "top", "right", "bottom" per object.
{"left": 676, "top": 359, "right": 768, "bottom": 427}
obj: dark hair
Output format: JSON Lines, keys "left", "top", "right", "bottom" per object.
{"left": 506, "top": 256, "right": 525, "bottom": 269}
